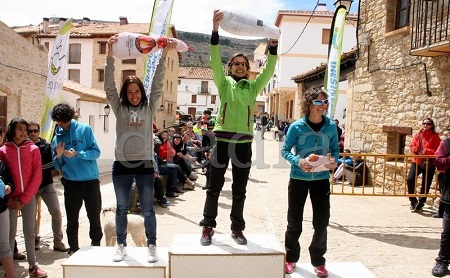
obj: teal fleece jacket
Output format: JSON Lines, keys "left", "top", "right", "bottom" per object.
{"left": 210, "top": 44, "right": 277, "bottom": 143}
{"left": 52, "top": 120, "right": 100, "bottom": 181}
{"left": 281, "top": 116, "right": 339, "bottom": 181}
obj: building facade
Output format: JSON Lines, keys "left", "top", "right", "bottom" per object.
{"left": 271, "top": 3, "right": 357, "bottom": 125}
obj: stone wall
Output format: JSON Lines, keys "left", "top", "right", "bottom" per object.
{"left": 0, "top": 21, "right": 47, "bottom": 124}
{"left": 346, "top": 1, "right": 450, "bottom": 188}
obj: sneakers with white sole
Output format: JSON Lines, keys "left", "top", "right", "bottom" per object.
{"left": 148, "top": 244, "right": 158, "bottom": 263}
{"left": 112, "top": 244, "right": 127, "bottom": 262}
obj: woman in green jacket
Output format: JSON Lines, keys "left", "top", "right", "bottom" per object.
{"left": 199, "top": 9, "right": 279, "bottom": 246}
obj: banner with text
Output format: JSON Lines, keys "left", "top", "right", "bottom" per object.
{"left": 40, "top": 18, "right": 73, "bottom": 142}
{"left": 324, "top": 7, "right": 346, "bottom": 119}
{"left": 143, "top": 0, "right": 174, "bottom": 100}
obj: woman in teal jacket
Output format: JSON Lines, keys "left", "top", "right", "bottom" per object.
{"left": 199, "top": 10, "right": 278, "bottom": 246}
{"left": 281, "top": 88, "right": 339, "bottom": 277}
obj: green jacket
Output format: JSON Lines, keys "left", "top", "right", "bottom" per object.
{"left": 210, "top": 44, "right": 277, "bottom": 143}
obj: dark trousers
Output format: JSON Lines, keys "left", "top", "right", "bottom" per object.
{"left": 200, "top": 141, "right": 252, "bottom": 231}
{"left": 437, "top": 204, "right": 450, "bottom": 263}
{"left": 154, "top": 176, "right": 164, "bottom": 200}
{"left": 285, "top": 178, "right": 330, "bottom": 266}
{"left": 407, "top": 163, "right": 436, "bottom": 206}
{"left": 62, "top": 178, "right": 103, "bottom": 252}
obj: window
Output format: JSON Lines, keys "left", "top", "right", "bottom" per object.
{"left": 170, "top": 81, "right": 173, "bottom": 94}
{"left": 98, "top": 41, "right": 107, "bottom": 54}
{"left": 396, "top": 0, "right": 410, "bottom": 29}
{"left": 68, "top": 43, "right": 81, "bottom": 64}
{"left": 122, "top": 70, "right": 136, "bottom": 83}
{"left": 201, "top": 81, "right": 209, "bottom": 94}
{"left": 44, "top": 42, "right": 49, "bottom": 51}
{"left": 382, "top": 125, "right": 411, "bottom": 161}
{"left": 178, "top": 79, "right": 181, "bottom": 85}
{"left": 322, "top": 29, "right": 331, "bottom": 44}
{"left": 68, "top": 69, "right": 80, "bottom": 83}
{"left": 211, "top": 95, "right": 216, "bottom": 104}
{"left": 122, "top": 59, "right": 136, "bottom": 64}
{"left": 191, "top": 95, "right": 197, "bottom": 103}
{"left": 98, "top": 69, "right": 104, "bottom": 82}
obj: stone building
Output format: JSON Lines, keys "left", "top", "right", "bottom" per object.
{"left": 293, "top": 0, "right": 450, "bottom": 191}
{"left": 0, "top": 20, "right": 48, "bottom": 128}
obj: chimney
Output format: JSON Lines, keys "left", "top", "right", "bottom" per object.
{"left": 119, "top": 16, "right": 128, "bottom": 25}
{"left": 42, "top": 17, "right": 49, "bottom": 33}
{"left": 59, "top": 17, "right": 67, "bottom": 30}
{"left": 317, "top": 3, "right": 327, "bottom": 11}
{"left": 82, "top": 17, "right": 91, "bottom": 25}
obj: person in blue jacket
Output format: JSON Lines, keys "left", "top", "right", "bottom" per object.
{"left": 51, "top": 103, "right": 102, "bottom": 255}
{"left": 281, "top": 87, "right": 339, "bottom": 277}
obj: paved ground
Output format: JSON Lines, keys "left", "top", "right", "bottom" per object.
{"left": 12, "top": 130, "right": 442, "bottom": 277}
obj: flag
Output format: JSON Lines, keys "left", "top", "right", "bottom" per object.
{"left": 143, "top": 0, "right": 175, "bottom": 99}
{"left": 324, "top": 7, "right": 347, "bottom": 119}
{"left": 40, "top": 18, "right": 73, "bottom": 142}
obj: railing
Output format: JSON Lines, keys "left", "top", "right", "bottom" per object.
{"left": 410, "top": 0, "right": 450, "bottom": 53}
{"left": 331, "top": 153, "right": 440, "bottom": 199}
{"left": 198, "top": 87, "right": 211, "bottom": 94}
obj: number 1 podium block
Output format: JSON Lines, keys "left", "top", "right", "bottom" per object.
{"left": 62, "top": 246, "right": 168, "bottom": 278}
{"left": 169, "top": 234, "right": 285, "bottom": 278}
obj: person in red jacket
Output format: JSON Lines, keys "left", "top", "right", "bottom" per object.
{"left": 0, "top": 118, "right": 46, "bottom": 277}
{"left": 407, "top": 118, "right": 441, "bottom": 212}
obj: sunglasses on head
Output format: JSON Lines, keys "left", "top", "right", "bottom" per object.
{"left": 312, "top": 99, "right": 329, "bottom": 106}
{"left": 232, "top": 61, "right": 247, "bottom": 67}
{"left": 28, "top": 129, "right": 39, "bottom": 134}
{"left": 422, "top": 122, "right": 432, "bottom": 126}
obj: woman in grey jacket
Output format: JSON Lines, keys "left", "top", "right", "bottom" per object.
{"left": 281, "top": 87, "right": 339, "bottom": 277}
{"left": 105, "top": 34, "right": 176, "bottom": 263}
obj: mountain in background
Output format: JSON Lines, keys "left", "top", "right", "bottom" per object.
{"left": 177, "top": 31, "right": 266, "bottom": 67}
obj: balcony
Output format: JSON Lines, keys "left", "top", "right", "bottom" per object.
{"left": 197, "top": 87, "right": 211, "bottom": 94}
{"left": 410, "top": 0, "right": 450, "bottom": 57}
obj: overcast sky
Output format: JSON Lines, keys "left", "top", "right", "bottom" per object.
{"left": 0, "top": 0, "right": 359, "bottom": 35}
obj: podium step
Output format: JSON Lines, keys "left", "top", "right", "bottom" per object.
{"left": 287, "top": 262, "right": 377, "bottom": 278}
{"left": 169, "top": 233, "right": 285, "bottom": 278}
{"left": 62, "top": 246, "right": 168, "bottom": 278}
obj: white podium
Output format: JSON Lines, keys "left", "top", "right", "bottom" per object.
{"left": 62, "top": 246, "right": 168, "bottom": 278}
{"left": 287, "top": 262, "right": 377, "bottom": 278}
{"left": 168, "top": 233, "right": 285, "bottom": 278}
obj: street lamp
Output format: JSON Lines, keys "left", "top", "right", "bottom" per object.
{"left": 272, "top": 74, "right": 278, "bottom": 89}
{"left": 99, "top": 104, "right": 111, "bottom": 118}
{"left": 333, "top": 0, "right": 353, "bottom": 11}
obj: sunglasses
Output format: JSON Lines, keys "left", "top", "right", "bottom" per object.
{"left": 232, "top": 61, "right": 247, "bottom": 67}
{"left": 28, "top": 130, "right": 39, "bottom": 134}
{"left": 207, "top": 128, "right": 214, "bottom": 130}
{"left": 312, "top": 99, "right": 329, "bottom": 106}
{"left": 422, "top": 122, "right": 433, "bottom": 126}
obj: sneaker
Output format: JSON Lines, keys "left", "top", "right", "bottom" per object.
{"left": 29, "top": 264, "right": 47, "bottom": 278}
{"left": 415, "top": 203, "right": 424, "bottom": 212}
{"left": 166, "top": 191, "right": 179, "bottom": 198}
{"left": 188, "top": 173, "right": 198, "bottom": 180}
{"left": 432, "top": 261, "right": 449, "bottom": 277}
{"left": 158, "top": 197, "right": 170, "bottom": 208}
{"left": 410, "top": 201, "right": 418, "bottom": 211}
{"left": 67, "top": 249, "right": 79, "bottom": 256}
{"left": 200, "top": 226, "right": 214, "bottom": 246}
{"left": 285, "top": 262, "right": 296, "bottom": 274}
{"left": 53, "top": 242, "right": 69, "bottom": 252}
{"left": 314, "top": 265, "right": 329, "bottom": 278}
{"left": 231, "top": 230, "right": 247, "bottom": 245}
{"left": 432, "top": 213, "right": 444, "bottom": 219}
{"left": 13, "top": 252, "right": 26, "bottom": 260}
{"left": 113, "top": 244, "right": 127, "bottom": 262}
{"left": 183, "top": 183, "right": 195, "bottom": 190}
{"left": 147, "top": 244, "right": 158, "bottom": 263}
